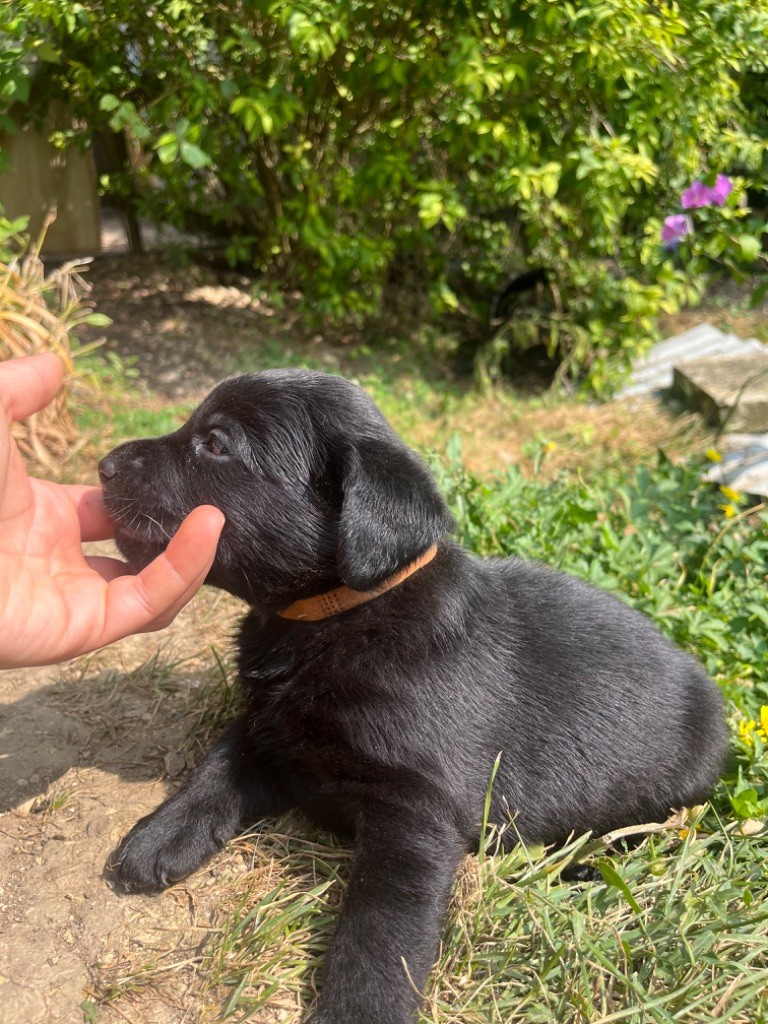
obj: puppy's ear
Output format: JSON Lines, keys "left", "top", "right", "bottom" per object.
{"left": 337, "top": 437, "right": 454, "bottom": 590}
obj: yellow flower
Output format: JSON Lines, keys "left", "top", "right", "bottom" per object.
{"left": 739, "top": 719, "right": 757, "bottom": 745}
{"left": 720, "top": 503, "right": 738, "bottom": 519}
{"left": 543, "top": 441, "right": 557, "bottom": 453}
{"left": 706, "top": 448, "right": 723, "bottom": 463}
{"left": 719, "top": 484, "right": 745, "bottom": 504}
{"left": 760, "top": 705, "right": 768, "bottom": 742}
{"left": 739, "top": 712, "right": 768, "bottom": 746}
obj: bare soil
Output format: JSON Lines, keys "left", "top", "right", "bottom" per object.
{"left": 0, "top": 575, "right": 253, "bottom": 1024}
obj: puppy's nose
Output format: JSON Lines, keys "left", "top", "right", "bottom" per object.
{"left": 98, "top": 456, "right": 117, "bottom": 483}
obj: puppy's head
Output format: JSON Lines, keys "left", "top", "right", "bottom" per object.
{"left": 99, "top": 370, "right": 454, "bottom": 609}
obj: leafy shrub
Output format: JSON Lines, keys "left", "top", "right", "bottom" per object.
{"left": 3, "top": 1, "right": 768, "bottom": 388}
{"left": 435, "top": 440, "right": 767, "bottom": 692}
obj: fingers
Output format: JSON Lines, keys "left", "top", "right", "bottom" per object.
{"left": 100, "top": 505, "right": 225, "bottom": 643}
{"left": 64, "top": 485, "right": 116, "bottom": 541}
{"left": 0, "top": 354, "right": 64, "bottom": 422}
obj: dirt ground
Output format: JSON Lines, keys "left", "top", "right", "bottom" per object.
{"left": 0, "top": 574, "right": 252, "bottom": 1024}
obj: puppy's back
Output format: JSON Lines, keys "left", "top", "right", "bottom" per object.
{"left": 465, "top": 554, "right": 728, "bottom": 844}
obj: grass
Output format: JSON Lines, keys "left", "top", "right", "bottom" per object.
{"left": 164, "top": 800, "right": 768, "bottom": 1024}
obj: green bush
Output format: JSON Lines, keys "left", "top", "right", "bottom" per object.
{"left": 3, "top": 1, "right": 768, "bottom": 387}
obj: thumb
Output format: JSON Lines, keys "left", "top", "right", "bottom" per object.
{"left": 100, "top": 505, "right": 225, "bottom": 644}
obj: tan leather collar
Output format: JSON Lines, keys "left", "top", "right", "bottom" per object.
{"left": 278, "top": 544, "right": 438, "bottom": 622}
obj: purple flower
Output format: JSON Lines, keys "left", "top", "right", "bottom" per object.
{"left": 711, "top": 174, "right": 733, "bottom": 205}
{"left": 661, "top": 214, "right": 691, "bottom": 247}
{"left": 681, "top": 181, "right": 710, "bottom": 209}
{"left": 681, "top": 174, "right": 733, "bottom": 209}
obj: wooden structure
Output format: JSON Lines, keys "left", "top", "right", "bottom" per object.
{"left": 0, "top": 102, "right": 101, "bottom": 255}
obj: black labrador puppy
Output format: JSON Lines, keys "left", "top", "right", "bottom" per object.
{"left": 100, "top": 369, "right": 728, "bottom": 1024}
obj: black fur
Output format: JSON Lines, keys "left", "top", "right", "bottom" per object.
{"left": 100, "top": 369, "right": 728, "bottom": 1024}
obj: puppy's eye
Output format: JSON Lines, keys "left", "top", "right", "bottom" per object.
{"left": 201, "top": 431, "right": 229, "bottom": 457}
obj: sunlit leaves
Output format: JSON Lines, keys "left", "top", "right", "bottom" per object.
{"left": 2, "top": 0, "right": 766, "bottom": 375}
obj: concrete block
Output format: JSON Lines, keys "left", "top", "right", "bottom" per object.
{"left": 704, "top": 434, "right": 768, "bottom": 498}
{"left": 619, "top": 325, "right": 768, "bottom": 398}
{"left": 673, "top": 352, "right": 768, "bottom": 432}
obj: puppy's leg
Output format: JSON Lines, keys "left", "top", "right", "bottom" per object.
{"left": 106, "top": 717, "right": 288, "bottom": 894}
{"left": 309, "top": 804, "right": 467, "bottom": 1024}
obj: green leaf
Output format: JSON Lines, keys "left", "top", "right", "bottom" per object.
{"left": 99, "top": 93, "right": 121, "bottom": 112}
{"left": 597, "top": 859, "right": 642, "bottom": 914}
{"left": 155, "top": 138, "right": 179, "bottom": 164}
{"left": 737, "top": 234, "right": 761, "bottom": 262}
{"left": 80, "top": 312, "right": 112, "bottom": 327}
{"left": 35, "top": 40, "right": 61, "bottom": 64}
{"left": 11, "top": 75, "right": 30, "bottom": 105}
{"left": 439, "top": 283, "right": 459, "bottom": 310}
{"left": 417, "top": 192, "right": 444, "bottom": 230}
{"left": 731, "top": 787, "right": 768, "bottom": 820}
{"left": 0, "top": 214, "right": 29, "bottom": 234}
{"left": 180, "top": 140, "right": 211, "bottom": 169}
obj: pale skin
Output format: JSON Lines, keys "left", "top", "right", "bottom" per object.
{"left": 0, "top": 353, "right": 225, "bottom": 669}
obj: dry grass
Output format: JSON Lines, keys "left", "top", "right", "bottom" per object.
{"left": 406, "top": 393, "right": 711, "bottom": 481}
{"left": 0, "top": 242, "right": 105, "bottom": 472}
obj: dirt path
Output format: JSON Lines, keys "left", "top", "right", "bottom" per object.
{"left": 0, "top": 574, "right": 246, "bottom": 1024}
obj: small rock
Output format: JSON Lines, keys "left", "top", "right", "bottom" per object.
{"left": 163, "top": 751, "right": 186, "bottom": 778}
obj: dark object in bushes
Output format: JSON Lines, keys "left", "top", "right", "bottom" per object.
{"left": 488, "top": 267, "right": 552, "bottom": 332}
{"left": 99, "top": 370, "right": 728, "bottom": 1024}
{"left": 476, "top": 267, "right": 563, "bottom": 384}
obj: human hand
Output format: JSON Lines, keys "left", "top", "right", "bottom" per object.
{"left": 0, "top": 354, "right": 225, "bottom": 669}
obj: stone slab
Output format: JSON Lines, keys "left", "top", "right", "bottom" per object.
{"left": 620, "top": 324, "right": 768, "bottom": 498}
{"left": 672, "top": 352, "right": 768, "bottom": 433}
{"left": 619, "top": 324, "right": 768, "bottom": 398}
{"left": 704, "top": 434, "right": 768, "bottom": 498}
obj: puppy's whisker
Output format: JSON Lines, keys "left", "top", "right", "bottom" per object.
{"left": 141, "top": 513, "right": 172, "bottom": 540}
{"left": 125, "top": 510, "right": 143, "bottom": 531}
{"left": 110, "top": 498, "right": 139, "bottom": 517}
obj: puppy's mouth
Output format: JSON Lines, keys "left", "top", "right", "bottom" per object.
{"left": 103, "top": 493, "right": 180, "bottom": 566}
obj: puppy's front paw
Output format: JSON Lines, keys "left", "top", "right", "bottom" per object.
{"left": 105, "top": 800, "right": 232, "bottom": 895}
